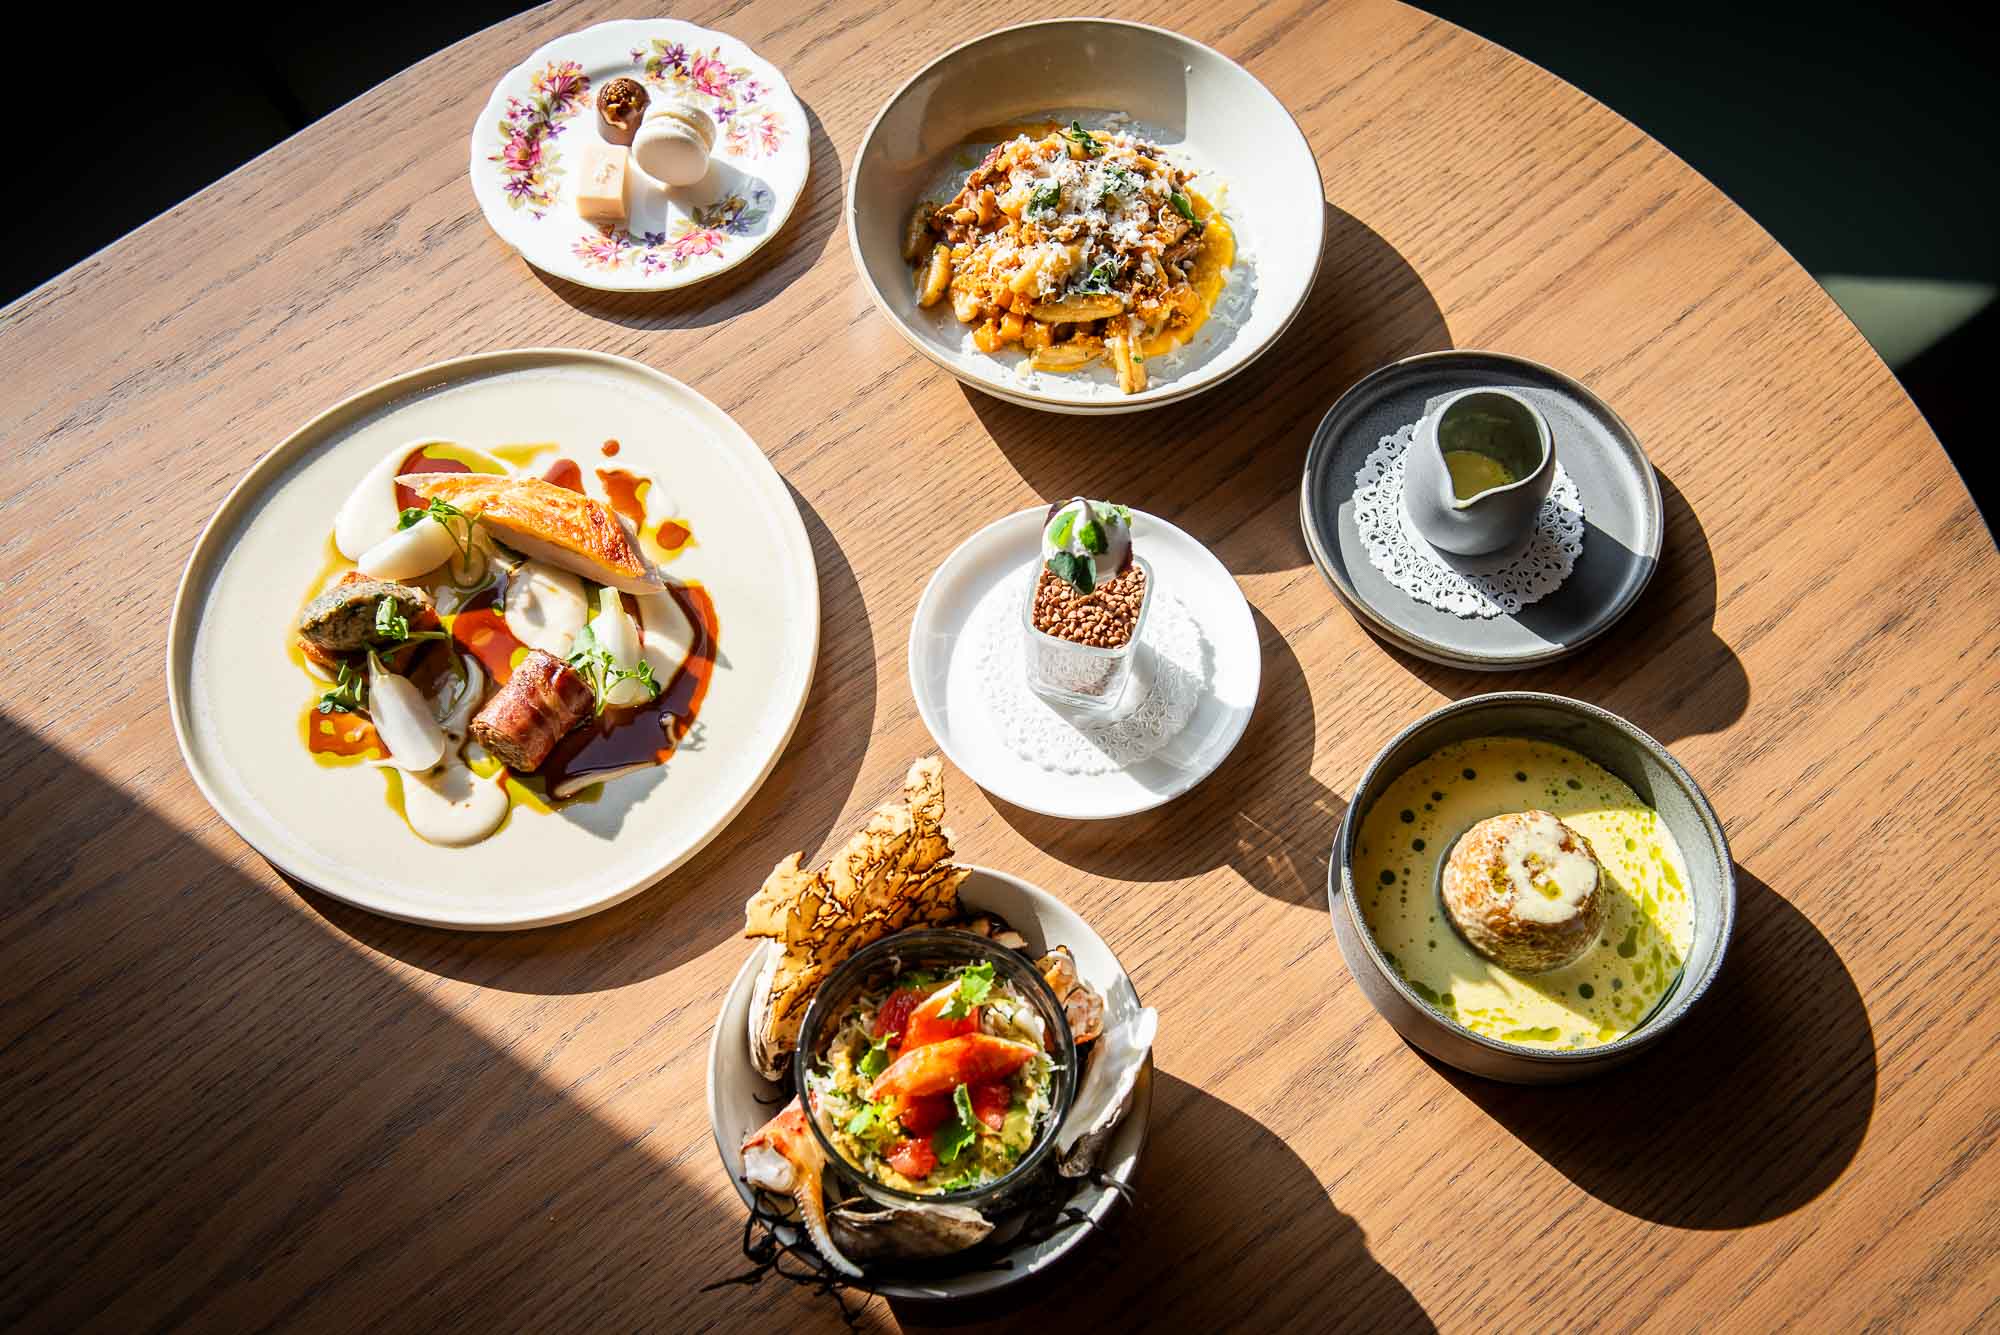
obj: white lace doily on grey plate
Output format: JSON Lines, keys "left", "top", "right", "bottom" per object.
{"left": 1352, "top": 422, "right": 1585, "bottom": 618}
{"left": 972, "top": 571, "right": 1208, "bottom": 774}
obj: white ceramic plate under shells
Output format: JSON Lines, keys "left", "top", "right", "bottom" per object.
{"left": 470, "top": 18, "right": 809, "bottom": 292}
{"left": 908, "top": 508, "right": 1260, "bottom": 819}
{"left": 848, "top": 18, "right": 1324, "bottom": 413}
{"left": 708, "top": 865, "right": 1152, "bottom": 1302}
{"left": 167, "top": 349, "right": 819, "bottom": 929}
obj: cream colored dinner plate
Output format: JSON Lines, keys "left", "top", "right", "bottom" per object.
{"left": 167, "top": 350, "right": 818, "bottom": 930}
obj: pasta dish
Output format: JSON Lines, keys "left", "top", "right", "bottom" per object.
{"left": 904, "top": 120, "right": 1235, "bottom": 394}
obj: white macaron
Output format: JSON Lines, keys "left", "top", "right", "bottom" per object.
{"left": 631, "top": 102, "right": 718, "bottom": 188}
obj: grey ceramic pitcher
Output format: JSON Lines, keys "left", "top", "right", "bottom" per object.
{"left": 1402, "top": 388, "right": 1554, "bottom": 556}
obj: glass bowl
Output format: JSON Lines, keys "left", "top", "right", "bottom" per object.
{"left": 793, "top": 928, "right": 1079, "bottom": 1210}
{"left": 1021, "top": 555, "right": 1154, "bottom": 713}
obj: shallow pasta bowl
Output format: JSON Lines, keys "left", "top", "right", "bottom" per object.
{"left": 1329, "top": 693, "right": 1735, "bottom": 1083}
{"left": 847, "top": 18, "right": 1324, "bottom": 414}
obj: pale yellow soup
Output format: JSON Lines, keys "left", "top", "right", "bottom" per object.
{"left": 1352, "top": 737, "right": 1693, "bottom": 1051}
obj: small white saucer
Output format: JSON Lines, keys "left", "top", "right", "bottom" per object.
{"left": 909, "top": 508, "right": 1259, "bottom": 819}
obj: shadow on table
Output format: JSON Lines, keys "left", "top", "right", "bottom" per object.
{"left": 895, "top": 1071, "right": 1433, "bottom": 1332}
{"left": 1425, "top": 865, "right": 1875, "bottom": 1228}
{"left": 1386, "top": 469, "right": 1750, "bottom": 743}
{"left": 304, "top": 485, "right": 876, "bottom": 992}
{"left": 968, "top": 201, "right": 1452, "bottom": 577}
{"left": 529, "top": 97, "right": 844, "bottom": 331}
{"left": 0, "top": 709, "right": 777, "bottom": 1332}
{"left": 993, "top": 604, "right": 1346, "bottom": 909}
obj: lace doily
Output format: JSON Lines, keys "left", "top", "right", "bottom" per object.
{"left": 1352, "top": 422, "right": 1584, "bottom": 618}
{"left": 973, "top": 570, "right": 1208, "bottom": 774}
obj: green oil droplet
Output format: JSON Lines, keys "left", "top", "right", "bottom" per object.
{"left": 1431, "top": 790, "right": 1444, "bottom": 801}
{"left": 1400, "top": 809, "right": 1415, "bottom": 823}
{"left": 1567, "top": 778, "right": 1582, "bottom": 790}
{"left": 1463, "top": 768, "right": 1477, "bottom": 780}
{"left": 1514, "top": 771, "right": 1527, "bottom": 782}
{"left": 1578, "top": 983, "right": 1595, "bottom": 999}
{"left": 1380, "top": 870, "right": 1395, "bottom": 885}
{"left": 1412, "top": 838, "right": 1426, "bottom": 851}
{"left": 1617, "top": 926, "right": 1639, "bottom": 958}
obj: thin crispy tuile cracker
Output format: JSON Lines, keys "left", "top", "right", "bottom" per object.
{"left": 744, "top": 758, "right": 969, "bottom": 1064}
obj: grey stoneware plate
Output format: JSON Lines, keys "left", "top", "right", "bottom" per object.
{"left": 1300, "top": 351, "right": 1663, "bottom": 669}
{"left": 1328, "top": 693, "right": 1734, "bottom": 1084}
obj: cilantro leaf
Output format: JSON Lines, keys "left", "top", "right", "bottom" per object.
{"left": 1168, "top": 190, "right": 1205, "bottom": 233}
{"left": 931, "top": 1083, "right": 979, "bottom": 1165}
{"left": 315, "top": 659, "right": 367, "bottom": 715}
{"left": 1065, "top": 121, "right": 1101, "bottom": 156}
{"left": 940, "top": 961, "right": 995, "bottom": 1020}
{"left": 844, "top": 1103, "right": 878, "bottom": 1136}
{"left": 857, "top": 1036, "right": 892, "bottom": 1080}
{"left": 1047, "top": 551, "right": 1095, "bottom": 594}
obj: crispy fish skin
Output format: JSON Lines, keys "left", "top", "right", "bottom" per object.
{"left": 296, "top": 578, "right": 435, "bottom": 654}
{"left": 396, "top": 473, "right": 661, "bottom": 593}
{"left": 743, "top": 757, "right": 969, "bottom": 1077}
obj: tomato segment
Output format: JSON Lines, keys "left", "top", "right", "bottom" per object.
{"left": 867, "top": 1033, "right": 1038, "bottom": 1100}
{"left": 893, "top": 1093, "right": 954, "bottom": 1135}
{"left": 887, "top": 1137, "right": 936, "bottom": 1179}
{"left": 871, "top": 987, "right": 926, "bottom": 1045}
{"left": 902, "top": 983, "right": 979, "bottom": 1051}
{"left": 969, "top": 1081, "right": 1011, "bottom": 1131}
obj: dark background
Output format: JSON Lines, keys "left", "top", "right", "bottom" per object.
{"left": 11, "top": 3, "right": 1993, "bottom": 522}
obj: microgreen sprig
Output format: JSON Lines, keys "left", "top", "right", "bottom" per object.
{"left": 1064, "top": 121, "right": 1102, "bottom": 157}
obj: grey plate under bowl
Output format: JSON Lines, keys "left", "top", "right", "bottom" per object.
{"left": 1300, "top": 351, "right": 1663, "bottom": 670}
{"left": 1328, "top": 693, "right": 1734, "bottom": 1084}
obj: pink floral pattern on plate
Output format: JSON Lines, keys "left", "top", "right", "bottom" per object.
{"left": 572, "top": 189, "right": 775, "bottom": 273}
{"left": 490, "top": 60, "right": 592, "bottom": 217}
{"left": 628, "top": 41, "right": 785, "bottom": 158}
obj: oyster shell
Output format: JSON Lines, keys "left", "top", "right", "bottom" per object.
{"left": 1057, "top": 1004, "right": 1157, "bottom": 1178}
{"left": 828, "top": 1200, "right": 993, "bottom": 1261}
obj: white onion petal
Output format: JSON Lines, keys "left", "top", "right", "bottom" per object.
{"left": 357, "top": 519, "right": 459, "bottom": 580}
{"left": 367, "top": 655, "right": 447, "bottom": 772}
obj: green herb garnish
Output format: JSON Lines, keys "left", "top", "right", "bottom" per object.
{"left": 931, "top": 1083, "right": 979, "bottom": 1165}
{"left": 1168, "top": 190, "right": 1205, "bottom": 233}
{"left": 1047, "top": 552, "right": 1095, "bottom": 593}
{"left": 397, "top": 495, "right": 487, "bottom": 586}
{"left": 1065, "top": 121, "right": 1101, "bottom": 156}
{"left": 373, "top": 596, "right": 410, "bottom": 642}
{"left": 1027, "top": 181, "right": 1062, "bottom": 218}
{"left": 857, "top": 1036, "right": 892, "bottom": 1080}
{"left": 1047, "top": 551, "right": 1095, "bottom": 594}
{"left": 1047, "top": 511, "right": 1076, "bottom": 549}
{"left": 567, "top": 591, "right": 660, "bottom": 716}
{"left": 1103, "top": 502, "right": 1133, "bottom": 526}
{"left": 844, "top": 1103, "right": 879, "bottom": 1135}
{"left": 1076, "top": 518, "right": 1107, "bottom": 555}
{"left": 1074, "top": 258, "right": 1121, "bottom": 295}
{"left": 1098, "top": 166, "right": 1136, "bottom": 204}
{"left": 940, "top": 961, "right": 995, "bottom": 1020}
{"left": 315, "top": 659, "right": 367, "bottom": 715}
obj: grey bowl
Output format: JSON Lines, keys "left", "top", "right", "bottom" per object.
{"left": 1328, "top": 693, "right": 1734, "bottom": 1083}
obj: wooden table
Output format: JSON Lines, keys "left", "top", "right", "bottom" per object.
{"left": 6, "top": 1, "right": 1996, "bottom": 1330}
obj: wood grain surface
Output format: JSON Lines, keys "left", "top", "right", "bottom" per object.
{"left": 5, "top": 1, "right": 1997, "bottom": 1330}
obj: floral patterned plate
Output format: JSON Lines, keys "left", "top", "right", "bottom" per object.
{"left": 469, "top": 18, "right": 808, "bottom": 292}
